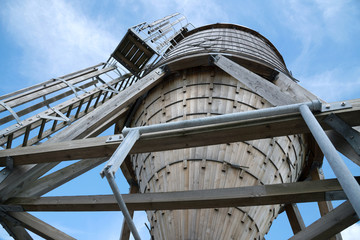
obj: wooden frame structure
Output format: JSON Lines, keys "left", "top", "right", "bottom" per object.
{"left": 0, "top": 14, "right": 359, "bottom": 240}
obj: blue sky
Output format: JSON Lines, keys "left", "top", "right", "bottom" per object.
{"left": 0, "top": 0, "right": 359, "bottom": 239}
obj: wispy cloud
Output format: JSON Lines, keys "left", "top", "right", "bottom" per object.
{"left": 342, "top": 223, "right": 360, "bottom": 240}
{"left": 1, "top": 0, "right": 118, "bottom": 84}
{"left": 299, "top": 67, "right": 360, "bottom": 102}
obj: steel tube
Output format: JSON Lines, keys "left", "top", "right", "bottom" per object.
{"left": 123, "top": 100, "right": 322, "bottom": 136}
{"left": 105, "top": 173, "right": 141, "bottom": 240}
{"left": 299, "top": 104, "right": 360, "bottom": 218}
{"left": 100, "top": 129, "right": 140, "bottom": 178}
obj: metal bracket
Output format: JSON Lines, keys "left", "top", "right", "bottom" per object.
{"left": 97, "top": 76, "right": 120, "bottom": 94}
{"left": 106, "top": 134, "right": 124, "bottom": 143}
{"left": 55, "top": 78, "right": 88, "bottom": 98}
{"left": 37, "top": 108, "right": 70, "bottom": 122}
{"left": 321, "top": 101, "right": 352, "bottom": 112}
{"left": 0, "top": 100, "right": 21, "bottom": 125}
{"left": 324, "top": 113, "right": 360, "bottom": 156}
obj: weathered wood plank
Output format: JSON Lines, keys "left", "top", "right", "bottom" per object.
{"left": 285, "top": 203, "right": 306, "bottom": 234}
{"left": 213, "top": 54, "right": 295, "bottom": 106}
{"left": 1, "top": 99, "right": 359, "bottom": 166}
{"left": 289, "top": 201, "right": 358, "bottom": 240}
{"left": 8, "top": 178, "right": 353, "bottom": 211}
{"left": 273, "top": 72, "right": 360, "bottom": 167}
{"left": 310, "top": 168, "right": 343, "bottom": 240}
{"left": 273, "top": 72, "right": 319, "bottom": 103}
{"left": 17, "top": 157, "right": 108, "bottom": 198}
{"left": 0, "top": 217, "right": 33, "bottom": 240}
{"left": 8, "top": 212, "right": 76, "bottom": 240}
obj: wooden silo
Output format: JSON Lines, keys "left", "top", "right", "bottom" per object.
{"left": 126, "top": 24, "right": 311, "bottom": 239}
{"left": 0, "top": 14, "right": 359, "bottom": 240}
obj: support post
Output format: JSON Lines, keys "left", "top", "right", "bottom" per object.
{"left": 105, "top": 173, "right": 141, "bottom": 240}
{"left": 101, "top": 129, "right": 141, "bottom": 240}
{"left": 299, "top": 104, "right": 360, "bottom": 218}
{"left": 285, "top": 203, "right": 306, "bottom": 234}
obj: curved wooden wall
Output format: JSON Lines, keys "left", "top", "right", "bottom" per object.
{"left": 156, "top": 24, "right": 290, "bottom": 80}
{"left": 130, "top": 66, "right": 307, "bottom": 239}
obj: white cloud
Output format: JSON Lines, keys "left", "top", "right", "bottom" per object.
{"left": 299, "top": 67, "right": 360, "bottom": 102}
{"left": 342, "top": 223, "right": 360, "bottom": 240}
{"left": 1, "top": 0, "right": 118, "bottom": 84}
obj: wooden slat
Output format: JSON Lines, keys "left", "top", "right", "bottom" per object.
{"left": 289, "top": 201, "right": 358, "bottom": 240}
{"left": 9, "top": 212, "right": 76, "bottom": 240}
{"left": 17, "top": 157, "right": 108, "bottom": 198}
{"left": 1, "top": 98, "right": 359, "bottom": 166}
{"left": 285, "top": 203, "right": 306, "bottom": 234}
{"left": 310, "top": 168, "right": 343, "bottom": 240}
{"left": 213, "top": 54, "right": 295, "bottom": 106}
{"left": 8, "top": 178, "right": 353, "bottom": 211}
{"left": 0, "top": 217, "right": 33, "bottom": 240}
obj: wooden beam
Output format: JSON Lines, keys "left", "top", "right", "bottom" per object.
{"left": 310, "top": 168, "right": 343, "bottom": 240}
{"left": 8, "top": 178, "right": 354, "bottom": 211}
{"left": 273, "top": 72, "right": 319, "bottom": 102}
{"left": 285, "top": 203, "right": 306, "bottom": 234}
{"left": 213, "top": 54, "right": 296, "bottom": 106}
{"left": 17, "top": 157, "right": 108, "bottom": 198}
{"left": 274, "top": 72, "right": 360, "bottom": 167}
{"left": 0, "top": 217, "right": 33, "bottom": 240}
{"left": 289, "top": 201, "right": 358, "bottom": 240}
{"left": 1, "top": 99, "right": 359, "bottom": 166}
{"left": 8, "top": 212, "right": 76, "bottom": 240}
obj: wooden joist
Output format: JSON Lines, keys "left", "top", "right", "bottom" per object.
{"left": 8, "top": 178, "right": 353, "bottom": 211}
{"left": 1, "top": 98, "right": 359, "bottom": 166}
{"left": 289, "top": 201, "right": 358, "bottom": 240}
{"left": 285, "top": 203, "right": 306, "bottom": 234}
{"left": 8, "top": 212, "right": 76, "bottom": 240}
{"left": 213, "top": 54, "right": 295, "bottom": 106}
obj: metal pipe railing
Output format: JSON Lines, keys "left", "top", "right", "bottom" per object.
{"left": 299, "top": 104, "right": 360, "bottom": 218}
{"left": 123, "top": 100, "right": 322, "bottom": 136}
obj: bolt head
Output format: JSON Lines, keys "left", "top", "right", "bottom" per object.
{"left": 325, "top": 104, "right": 331, "bottom": 109}
{"left": 341, "top": 102, "right": 346, "bottom": 106}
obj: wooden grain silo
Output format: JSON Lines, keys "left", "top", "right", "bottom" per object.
{"left": 126, "top": 23, "right": 311, "bottom": 239}
{"left": 0, "top": 14, "right": 359, "bottom": 240}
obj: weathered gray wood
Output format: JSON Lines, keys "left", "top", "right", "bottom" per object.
{"left": 285, "top": 203, "right": 306, "bottom": 234}
{"left": 273, "top": 72, "right": 360, "bottom": 167}
{"left": 213, "top": 54, "right": 295, "bottom": 106}
{"left": 310, "top": 168, "right": 343, "bottom": 240}
{"left": 1, "top": 98, "right": 359, "bottom": 166}
{"left": 273, "top": 72, "right": 319, "bottom": 103}
{"left": 17, "top": 157, "right": 108, "bottom": 198}
{"left": 0, "top": 67, "right": 166, "bottom": 202}
{"left": 326, "top": 127, "right": 360, "bottom": 166}
{"left": 289, "top": 201, "right": 358, "bottom": 240}
{"left": 0, "top": 217, "right": 33, "bottom": 240}
{"left": 9, "top": 178, "right": 353, "bottom": 211}
{"left": 9, "top": 212, "right": 76, "bottom": 240}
